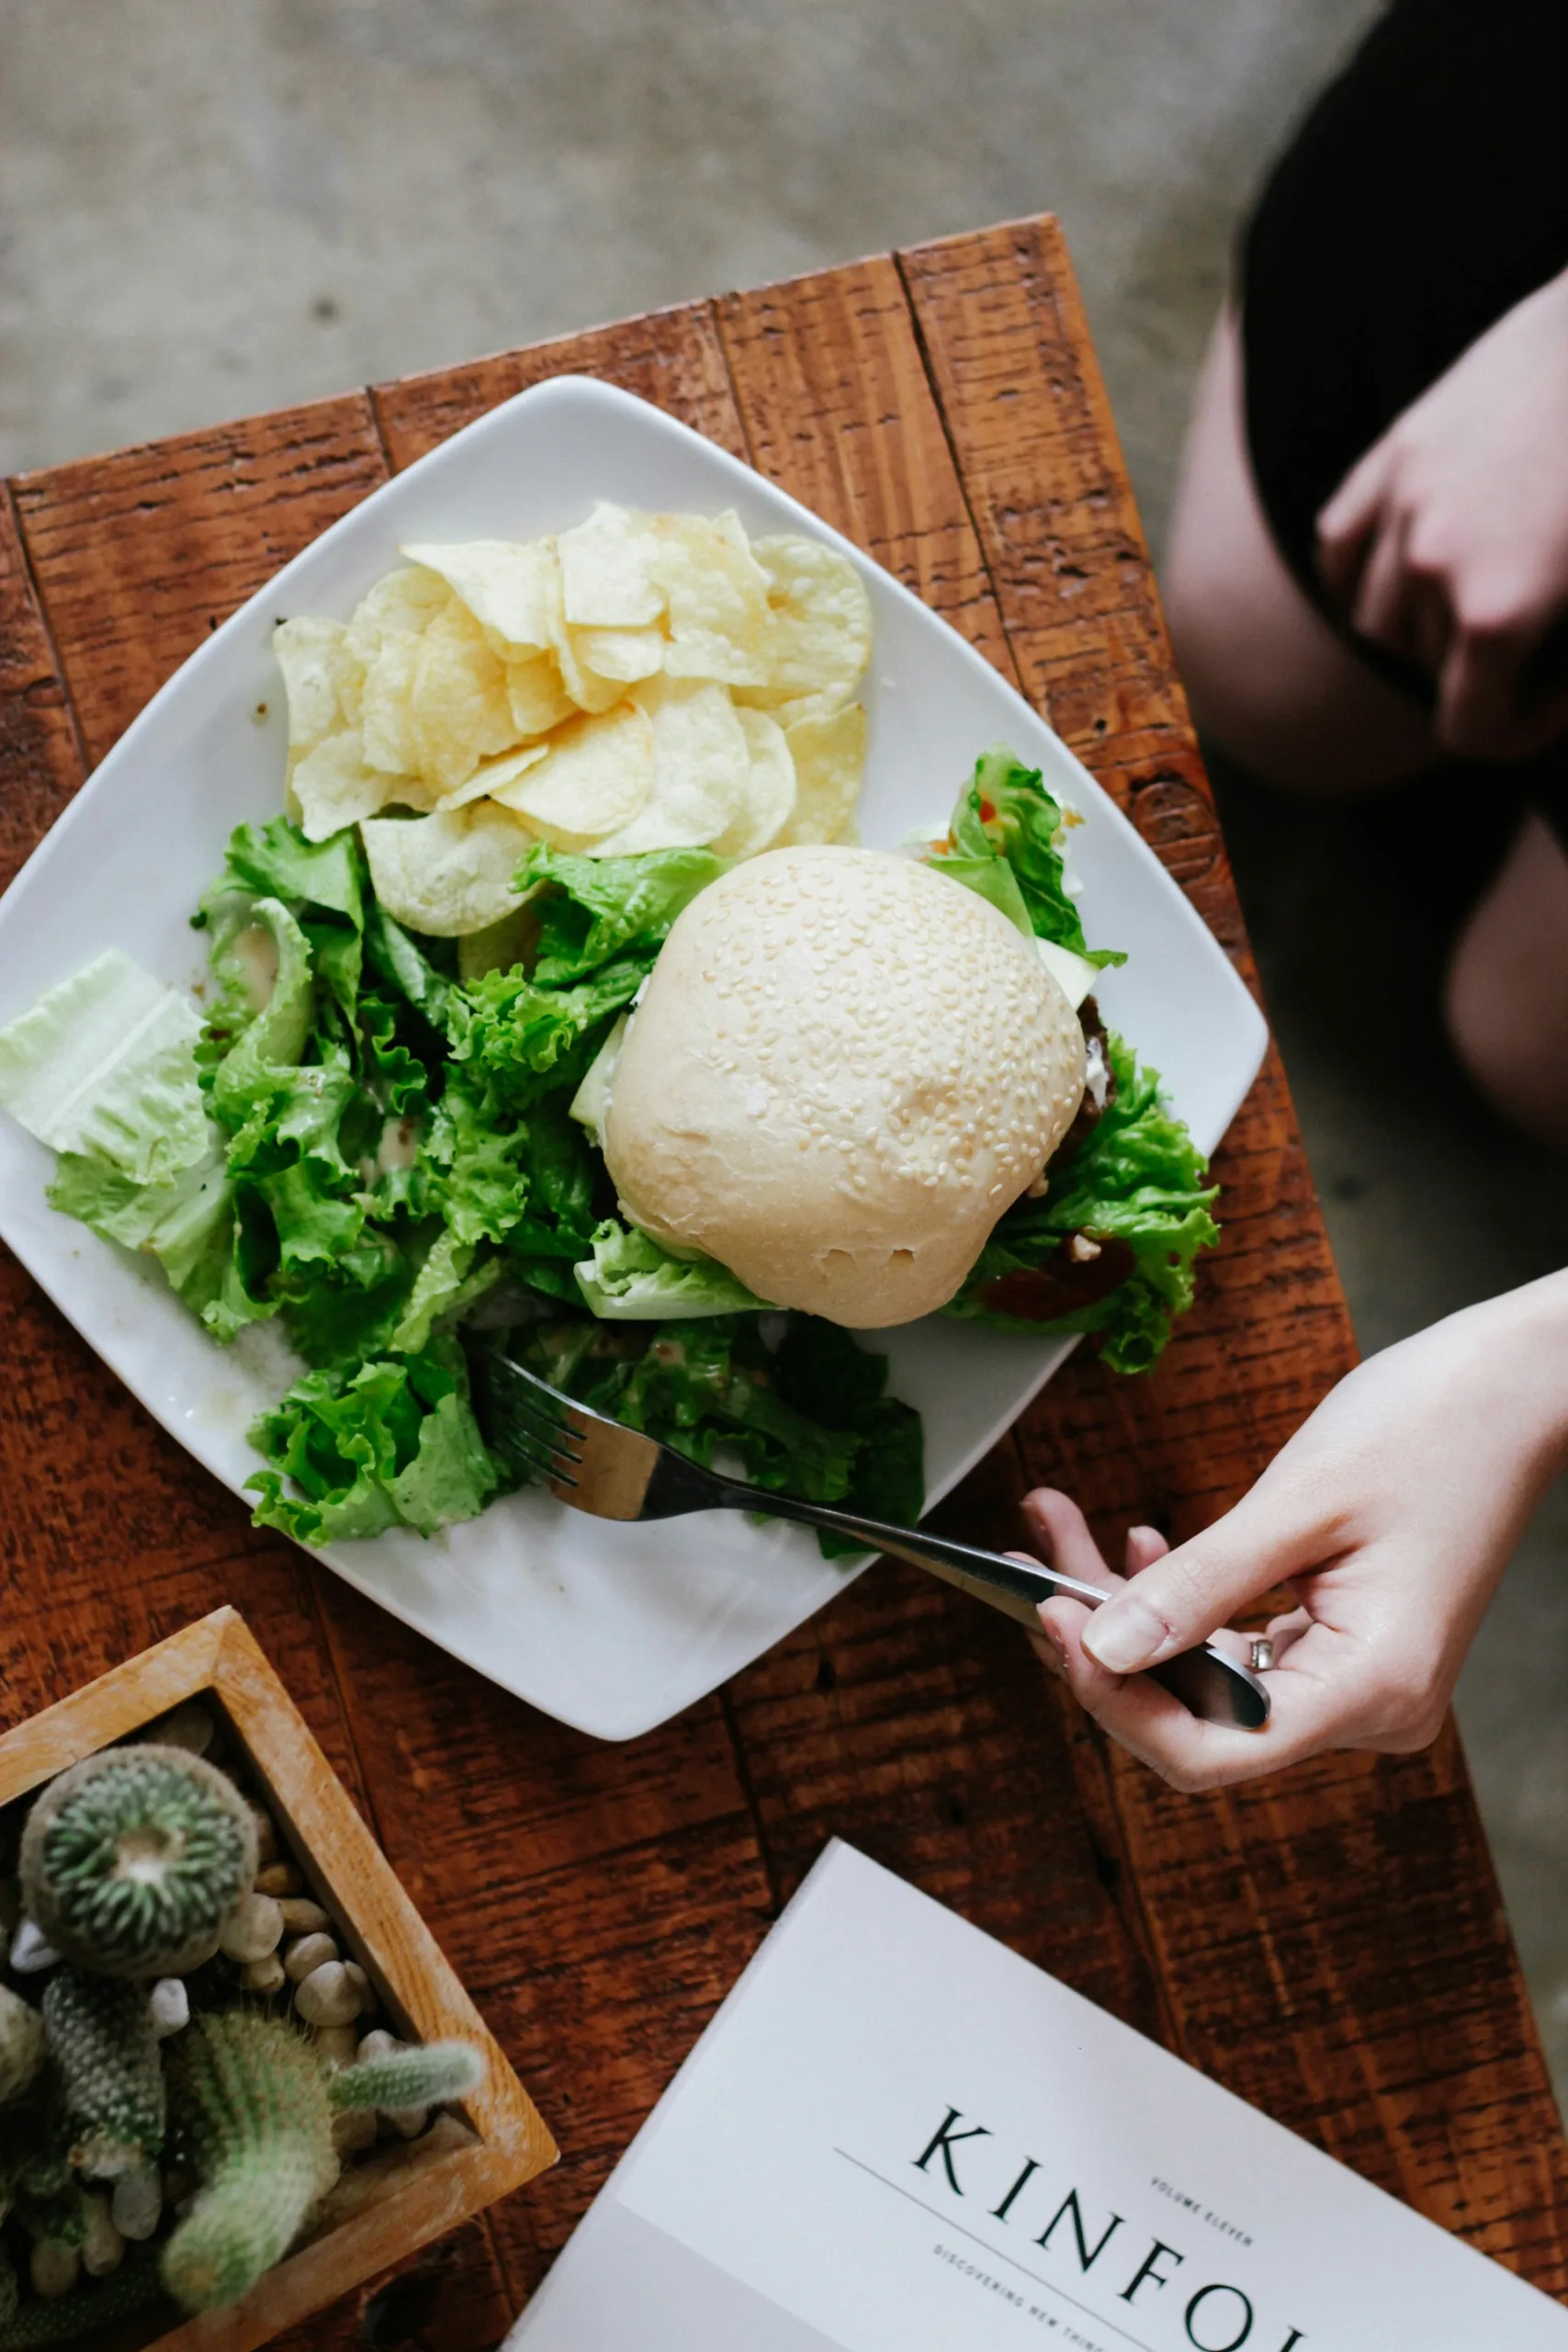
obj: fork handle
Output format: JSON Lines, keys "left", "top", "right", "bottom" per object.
{"left": 705, "top": 1479, "right": 1269, "bottom": 1732}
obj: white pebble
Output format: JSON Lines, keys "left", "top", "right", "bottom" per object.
{"left": 9, "top": 1917, "right": 59, "bottom": 1974}
{"left": 150, "top": 1703, "right": 214, "bottom": 1757}
{"left": 218, "top": 1893, "right": 283, "bottom": 1963}
{"left": 283, "top": 1931, "right": 338, "bottom": 1984}
{"left": 356, "top": 2029, "right": 402, "bottom": 2064}
{"left": 149, "top": 1978, "right": 188, "bottom": 2039}
{"left": 80, "top": 2193, "right": 124, "bottom": 2278}
{"left": 30, "top": 2239, "right": 79, "bottom": 2299}
{"left": 332, "top": 2106, "right": 378, "bottom": 2156}
{"left": 247, "top": 1804, "right": 278, "bottom": 1867}
{"left": 112, "top": 2166, "right": 162, "bottom": 2242}
{"left": 311, "top": 2024, "right": 358, "bottom": 2070}
{"left": 254, "top": 1861, "right": 301, "bottom": 1898}
{"left": 240, "top": 1954, "right": 286, "bottom": 1996}
{"left": 294, "top": 1962, "right": 362, "bottom": 2029}
{"left": 343, "top": 1961, "right": 371, "bottom": 2008}
{"left": 277, "top": 1898, "right": 331, "bottom": 1936}
{"left": 387, "top": 2104, "right": 429, "bottom": 2140}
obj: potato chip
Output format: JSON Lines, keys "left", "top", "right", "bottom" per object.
{"left": 739, "top": 534, "right": 872, "bottom": 726}
{"left": 776, "top": 704, "right": 867, "bottom": 845}
{"left": 712, "top": 707, "right": 796, "bottom": 859}
{"left": 359, "top": 632, "right": 423, "bottom": 776}
{"left": 360, "top": 803, "right": 537, "bottom": 937}
{"left": 570, "top": 625, "right": 665, "bottom": 686}
{"left": 557, "top": 502, "right": 665, "bottom": 628}
{"left": 400, "top": 537, "right": 560, "bottom": 659}
{"left": 409, "top": 599, "right": 518, "bottom": 793}
{"left": 506, "top": 653, "right": 577, "bottom": 739}
{"left": 436, "top": 741, "right": 549, "bottom": 814}
{"left": 653, "top": 512, "right": 772, "bottom": 688}
{"left": 273, "top": 618, "right": 362, "bottom": 757}
{"left": 344, "top": 567, "right": 450, "bottom": 668}
{"left": 490, "top": 701, "right": 655, "bottom": 842}
{"left": 288, "top": 727, "right": 401, "bottom": 842}
{"left": 591, "top": 678, "right": 749, "bottom": 855}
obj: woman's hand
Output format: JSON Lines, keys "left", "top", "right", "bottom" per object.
{"left": 1026, "top": 1275, "right": 1568, "bottom": 1792}
{"left": 1316, "top": 265, "right": 1568, "bottom": 760}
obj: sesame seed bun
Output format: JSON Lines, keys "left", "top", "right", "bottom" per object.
{"left": 603, "top": 846, "right": 1087, "bottom": 1327}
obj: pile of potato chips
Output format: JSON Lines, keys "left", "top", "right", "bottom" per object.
{"left": 273, "top": 502, "right": 872, "bottom": 938}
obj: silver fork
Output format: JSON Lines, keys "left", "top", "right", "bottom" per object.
{"left": 476, "top": 1348, "right": 1269, "bottom": 1731}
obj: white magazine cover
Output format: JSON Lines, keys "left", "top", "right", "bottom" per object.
{"left": 509, "top": 1839, "right": 1568, "bottom": 2352}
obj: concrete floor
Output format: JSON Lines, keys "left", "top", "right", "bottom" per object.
{"left": 8, "top": 0, "right": 1568, "bottom": 2110}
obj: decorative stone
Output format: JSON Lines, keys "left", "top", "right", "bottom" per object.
{"left": 30, "top": 2239, "right": 79, "bottom": 2299}
{"left": 387, "top": 2102, "right": 430, "bottom": 2139}
{"left": 217, "top": 1893, "right": 283, "bottom": 1963}
{"left": 331, "top": 2106, "right": 378, "bottom": 2156}
{"left": 254, "top": 1860, "right": 302, "bottom": 1898}
{"left": 356, "top": 2029, "right": 401, "bottom": 2064}
{"left": 80, "top": 2192, "right": 124, "bottom": 2278}
{"left": 283, "top": 1931, "right": 338, "bottom": 1984}
{"left": 240, "top": 1953, "right": 287, "bottom": 1996}
{"left": 311, "top": 2024, "right": 358, "bottom": 2070}
{"left": 278, "top": 1898, "right": 331, "bottom": 1936}
{"left": 294, "top": 1961, "right": 362, "bottom": 2029}
{"left": 9, "top": 1917, "right": 60, "bottom": 1973}
{"left": 112, "top": 2165, "right": 162, "bottom": 2242}
{"left": 247, "top": 1805, "right": 278, "bottom": 1868}
{"left": 343, "top": 1961, "right": 372, "bottom": 2009}
{"left": 149, "top": 1977, "right": 189, "bottom": 2039}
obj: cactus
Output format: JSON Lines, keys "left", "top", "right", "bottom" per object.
{"left": 161, "top": 2012, "right": 337, "bottom": 2314}
{"left": 20, "top": 1744, "right": 257, "bottom": 1980}
{"left": 40, "top": 1973, "right": 164, "bottom": 2181}
{"left": 329, "top": 2040, "right": 483, "bottom": 2114}
{"left": 0, "top": 1990, "right": 45, "bottom": 2108}
{"left": 0, "top": 2257, "right": 163, "bottom": 2347}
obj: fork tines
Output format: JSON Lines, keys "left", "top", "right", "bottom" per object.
{"left": 483, "top": 1353, "right": 589, "bottom": 1494}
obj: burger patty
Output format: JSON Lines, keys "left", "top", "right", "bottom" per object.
{"left": 975, "top": 999, "right": 1128, "bottom": 1323}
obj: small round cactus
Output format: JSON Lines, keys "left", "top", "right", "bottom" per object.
{"left": 20, "top": 1745, "right": 257, "bottom": 1980}
{"left": 40, "top": 1973, "right": 165, "bottom": 2182}
{"left": 162, "top": 2012, "right": 338, "bottom": 2314}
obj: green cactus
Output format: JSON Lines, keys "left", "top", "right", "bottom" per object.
{"left": 329, "top": 2041, "right": 483, "bottom": 2114}
{"left": 0, "top": 1990, "right": 45, "bottom": 2108}
{"left": 40, "top": 1973, "right": 164, "bottom": 2181}
{"left": 0, "top": 2257, "right": 163, "bottom": 2347}
{"left": 161, "top": 2012, "right": 338, "bottom": 2314}
{"left": 19, "top": 1743, "right": 257, "bottom": 1979}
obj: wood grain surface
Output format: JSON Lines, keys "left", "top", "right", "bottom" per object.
{"left": 2, "top": 214, "right": 1564, "bottom": 2345}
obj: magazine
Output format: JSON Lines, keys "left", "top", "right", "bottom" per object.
{"left": 510, "top": 1839, "right": 1568, "bottom": 2350}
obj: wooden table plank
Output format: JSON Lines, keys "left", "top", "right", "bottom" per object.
{"left": 373, "top": 300, "right": 747, "bottom": 468}
{"left": 0, "top": 215, "right": 1562, "bottom": 2338}
{"left": 12, "top": 395, "right": 389, "bottom": 767}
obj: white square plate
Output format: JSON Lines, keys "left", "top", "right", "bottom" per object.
{"left": 0, "top": 377, "right": 1267, "bottom": 1740}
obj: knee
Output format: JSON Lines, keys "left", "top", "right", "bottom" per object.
{"left": 1445, "top": 811, "right": 1568, "bottom": 1149}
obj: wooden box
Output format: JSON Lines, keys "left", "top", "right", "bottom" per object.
{"left": 0, "top": 1606, "right": 558, "bottom": 2349}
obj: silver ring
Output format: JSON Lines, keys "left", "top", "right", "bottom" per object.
{"left": 1249, "top": 1637, "right": 1274, "bottom": 1674}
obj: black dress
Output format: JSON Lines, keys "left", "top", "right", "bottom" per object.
{"left": 1238, "top": 0, "right": 1568, "bottom": 845}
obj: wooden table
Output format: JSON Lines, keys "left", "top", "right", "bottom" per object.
{"left": 3, "top": 218, "right": 1565, "bottom": 2346}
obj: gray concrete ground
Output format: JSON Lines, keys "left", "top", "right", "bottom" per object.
{"left": 7, "top": 0, "right": 1568, "bottom": 2108}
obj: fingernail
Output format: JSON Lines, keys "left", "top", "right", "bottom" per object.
{"left": 1081, "top": 1595, "right": 1169, "bottom": 1675}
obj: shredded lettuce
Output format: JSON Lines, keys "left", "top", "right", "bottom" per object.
{"left": 574, "top": 1219, "right": 771, "bottom": 1319}
{"left": 926, "top": 745, "right": 1127, "bottom": 968}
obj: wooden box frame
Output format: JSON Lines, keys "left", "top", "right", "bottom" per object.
{"left": 0, "top": 1607, "right": 558, "bottom": 2350}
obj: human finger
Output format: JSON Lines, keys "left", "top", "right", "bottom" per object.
{"left": 1123, "top": 1523, "right": 1169, "bottom": 1577}
{"left": 1020, "top": 1488, "right": 1121, "bottom": 1590}
{"left": 1351, "top": 511, "right": 1417, "bottom": 653}
{"left": 1051, "top": 1606, "right": 1372, "bottom": 1792}
{"left": 1438, "top": 623, "right": 1534, "bottom": 756}
{"left": 1077, "top": 1482, "right": 1332, "bottom": 1679}
{"left": 1315, "top": 441, "right": 1392, "bottom": 610}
